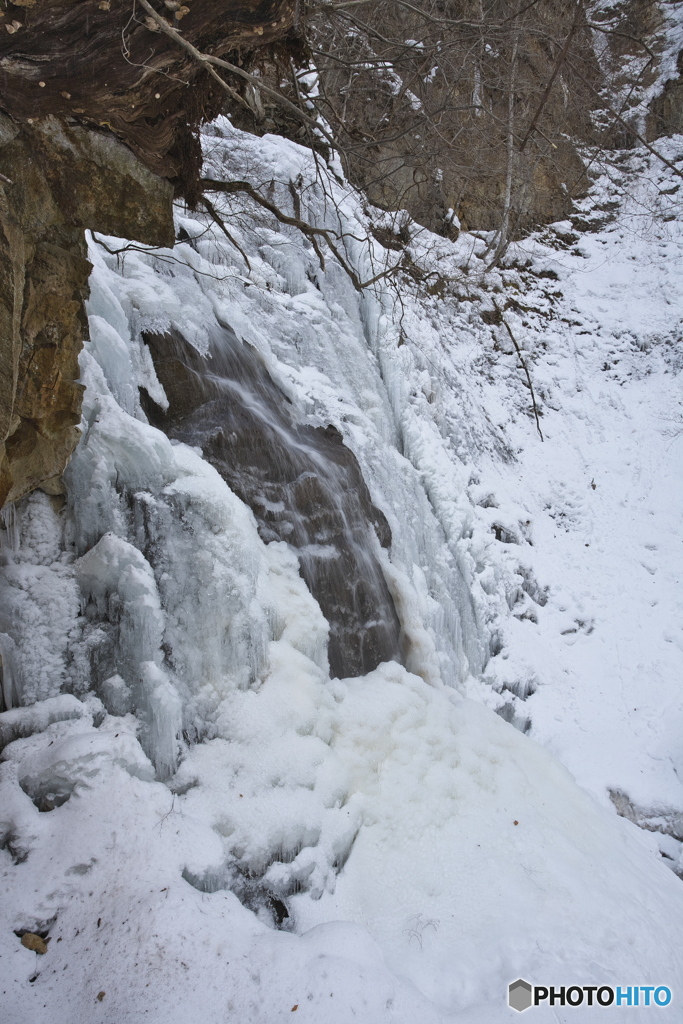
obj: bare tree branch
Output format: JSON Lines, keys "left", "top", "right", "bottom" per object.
{"left": 492, "top": 299, "right": 544, "bottom": 441}
{"left": 199, "top": 195, "right": 252, "bottom": 271}
{"left": 566, "top": 57, "right": 683, "bottom": 183}
{"left": 519, "top": 0, "right": 584, "bottom": 152}
{"left": 200, "top": 177, "right": 403, "bottom": 290}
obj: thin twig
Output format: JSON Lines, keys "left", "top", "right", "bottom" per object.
{"left": 566, "top": 57, "right": 683, "bottom": 183}
{"left": 519, "top": 0, "right": 584, "bottom": 152}
{"left": 492, "top": 299, "right": 544, "bottom": 441}
{"left": 91, "top": 231, "right": 235, "bottom": 282}
{"left": 201, "top": 177, "right": 401, "bottom": 290}
{"left": 200, "top": 195, "right": 252, "bottom": 271}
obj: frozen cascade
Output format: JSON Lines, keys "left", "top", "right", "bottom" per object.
{"left": 0, "top": 116, "right": 489, "bottom": 902}
{"left": 140, "top": 323, "right": 402, "bottom": 678}
{"left": 3, "top": 118, "right": 683, "bottom": 1023}
{"left": 0, "top": 504, "right": 21, "bottom": 711}
{"left": 0, "top": 632, "right": 18, "bottom": 711}
{"left": 19, "top": 112, "right": 490, "bottom": 757}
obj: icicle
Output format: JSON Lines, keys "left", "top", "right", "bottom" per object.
{"left": 0, "top": 504, "right": 19, "bottom": 561}
{"left": 139, "top": 662, "right": 182, "bottom": 780}
{"left": 0, "top": 633, "right": 18, "bottom": 711}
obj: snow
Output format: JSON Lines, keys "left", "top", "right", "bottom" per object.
{"left": 1, "top": 117, "right": 683, "bottom": 1023}
{"left": 0, "top": 695, "right": 88, "bottom": 749}
{"left": 295, "top": 669, "right": 683, "bottom": 1014}
{"left": 461, "top": 139, "right": 683, "bottom": 868}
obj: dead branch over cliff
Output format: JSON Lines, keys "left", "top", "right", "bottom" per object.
{"left": 200, "top": 177, "right": 403, "bottom": 290}
{"left": 136, "top": 0, "right": 339, "bottom": 155}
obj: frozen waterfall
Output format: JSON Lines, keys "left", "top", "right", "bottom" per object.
{"left": 140, "top": 322, "right": 402, "bottom": 678}
{"left": 3, "top": 119, "right": 683, "bottom": 1024}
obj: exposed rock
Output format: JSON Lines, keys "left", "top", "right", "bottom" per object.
{"left": 0, "top": 0, "right": 300, "bottom": 199}
{"left": 0, "top": 0, "right": 299, "bottom": 508}
{"left": 0, "top": 117, "right": 173, "bottom": 506}
{"left": 309, "top": 0, "right": 599, "bottom": 236}
{"left": 20, "top": 932, "right": 48, "bottom": 954}
{"left": 358, "top": 137, "right": 587, "bottom": 237}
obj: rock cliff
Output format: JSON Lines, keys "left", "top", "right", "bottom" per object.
{"left": 0, "top": 0, "right": 298, "bottom": 507}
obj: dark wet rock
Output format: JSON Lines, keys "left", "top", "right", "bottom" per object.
{"left": 141, "top": 326, "right": 402, "bottom": 679}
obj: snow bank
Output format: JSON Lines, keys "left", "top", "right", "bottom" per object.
{"left": 0, "top": 694, "right": 87, "bottom": 749}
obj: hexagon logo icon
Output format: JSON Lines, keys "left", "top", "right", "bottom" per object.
{"left": 508, "top": 978, "right": 533, "bottom": 1012}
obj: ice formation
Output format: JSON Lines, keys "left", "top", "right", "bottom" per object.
{"left": 1, "top": 119, "right": 683, "bottom": 1022}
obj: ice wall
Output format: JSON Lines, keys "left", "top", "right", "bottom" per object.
{"left": 1, "top": 118, "right": 489, "bottom": 731}
{"left": 2, "top": 117, "right": 476, "bottom": 767}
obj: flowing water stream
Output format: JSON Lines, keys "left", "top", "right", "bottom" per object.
{"left": 140, "top": 324, "right": 403, "bottom": 679}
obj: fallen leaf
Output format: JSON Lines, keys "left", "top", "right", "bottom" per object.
{"left": 21, "top": 933, "right": 48, "bottom": 954}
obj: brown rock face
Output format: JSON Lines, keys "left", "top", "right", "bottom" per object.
{"left": 0, "top": 116, "right": 173, "bottom": 506}
{"left": 20, "top": 932, "right": 48, "bottom": 954}
{"left": 309, "top": 0, "right": 599, "bottom": 237}
{"left": 0, "top": 0, "right": 299, "bottom": 198}
{"left": 0, "top": 0, "right": 298, "bottom": 507}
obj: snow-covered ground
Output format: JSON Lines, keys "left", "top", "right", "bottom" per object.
{"left": 1, "top": 122, "right": 682, "bottom": 1022}
{"left": 464, "top": 140, "right": 683, "bottom": 859}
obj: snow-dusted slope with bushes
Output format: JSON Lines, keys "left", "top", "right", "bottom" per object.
{"left": 1, "top": 120, "right": 682, "bottom": 1022}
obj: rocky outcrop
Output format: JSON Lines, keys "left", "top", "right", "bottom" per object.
{"left": 0, "top": 115, "right": 173, "bottom": 506}
{"left": 0, "top": 0, "right": 299, "bottom": 199}
{"left": 309, "top": 0, "right": 600, "bottom": 237}
{"left": 351, "top": 137, "right": 588, "bottom": 239}
{"left": 307, "top": 0, "right": 679, "bottom": 237}
{"left": 648, "top": 51, "right": 683, "bottom": 141}
{"left": 0, "top": 0, "right": 299, "bottom": 507}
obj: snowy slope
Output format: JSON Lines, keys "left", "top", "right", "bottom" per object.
{"left": 1, "top": 121, "right": 682, "bottom": 1023}
{"left": 462, "top": 139, "right": 683, "bottom": 862}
